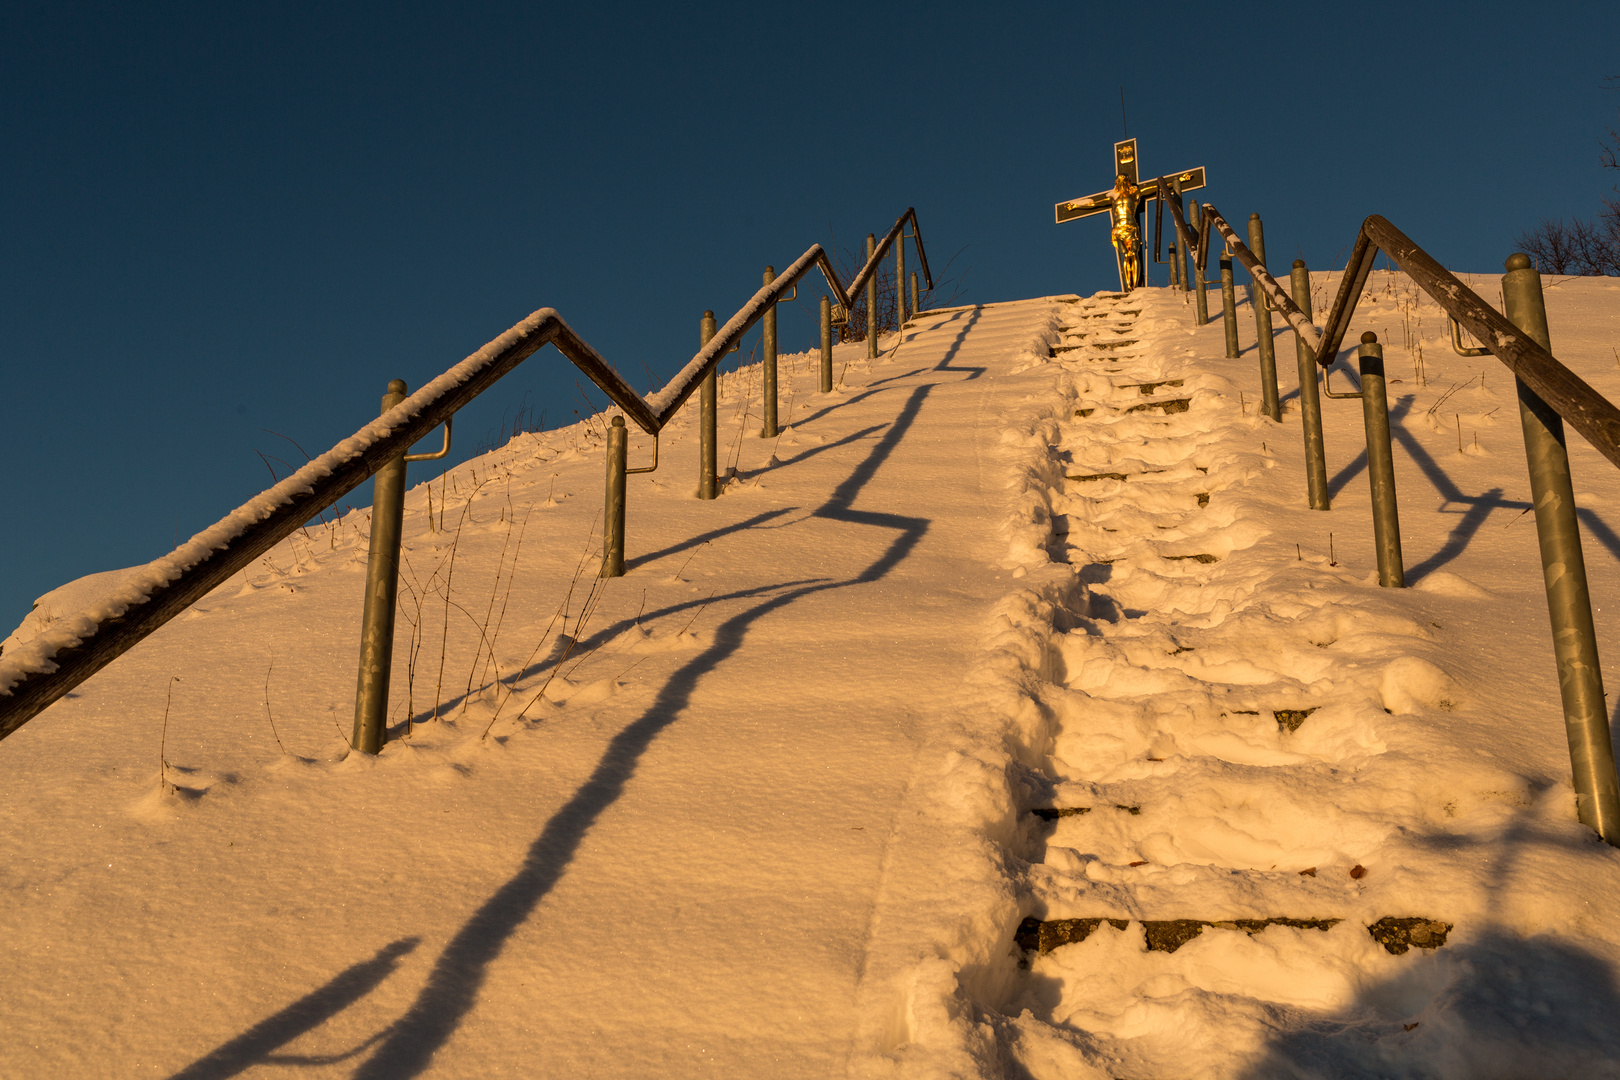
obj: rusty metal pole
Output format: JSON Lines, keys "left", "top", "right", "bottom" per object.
{"left": 762, "top": 266, "right": 779, "bottom": 438}
{"left": 699, "top": 311, "right": 718, "bottom": 499}
{"left": 1192, "top": 202, "right": 1209, "bottom": 326}
{"left": 352, "top": 379, "right": 408, "bottom": 754}
{"left": 1502, "top": 252, "right": 1620, "bottom": 843}
{"left": 1249, "top": 214, "right": 1280, "bottom": 421}
{"left": 1358, "top": 332, "right": 1404, "bottom": 587}
{"left": 1220, "top": 248, "right": 1240, "bottom": 359}
{"left": 896, "top": 233, "right": 907, "bottom": 328}
{"left": 910, "top": 271, "right": 920, "bottom": 318}
{"left": 866, "top": 233, "right": 879, "bottom": 359}
{"left": 1291, "top": 260, "right": 1330, "bottom": 510}
{"left": 601, "top": 416, "right": 627, "bottom": 577}
{"left": 819, "top": 295, "right": 833, "bottom": 393}
{"left": 1175, "top": 193, "right": 1191, "bottom": 293}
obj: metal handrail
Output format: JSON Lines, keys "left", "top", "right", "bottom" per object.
{"left": 1186, "top": 205, "right": 1620, "bottom": 473}
{"left": 1197, "top": 203, "right": 1323, "bottom": 352}
{"left": 843, "top": 207, "right": 935, "bottom": 312}
{"left": 1313, "top": 216, "right": 1620, "bottom": 471}
{"left": 1186, "top": 203, "right": 1620, "bottom": 843}
{"left": 0, "top": 210, "right": 927, "bottom": 739}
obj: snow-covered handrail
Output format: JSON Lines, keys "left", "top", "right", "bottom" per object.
{"left": 1191, "top": 202, "right": 1620, "bottom": 469}
{"left": 1198, "top": 202, "right": 1323, "bottom": 354}
{"left": 843, "top": 207, "right": 935, "bottom": 308}
{"left": 1312, "top": 215, "right": 1620, "bottom": 472}
{"left": 0, "top": 222, "right": 895, "bottom": 739}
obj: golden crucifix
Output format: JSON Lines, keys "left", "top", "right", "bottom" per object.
{"left": 1054, "top": 138, "right": 1206, "bottom": 292}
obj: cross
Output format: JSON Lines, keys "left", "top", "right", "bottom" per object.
{"left": 1054, "top": 138, "right": 1206, "bottom": 292}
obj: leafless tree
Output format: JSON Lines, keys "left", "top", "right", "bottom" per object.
{"left": 1514, "top": 76, "right": 1620, "bottom": 276}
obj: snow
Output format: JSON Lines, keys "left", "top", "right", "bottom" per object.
{"left": 5, "top": 271, "right": 1620, "bottom": 1078}
{"left": 0, "top": 306, "right": 570, "bottom": 700}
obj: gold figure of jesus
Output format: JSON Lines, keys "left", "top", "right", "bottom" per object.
{"left": 1053, "top": 139, "right": 1207, "bottom": 293}
{"left": 1108, "top": 173, "right": 1142, "bottom": 291}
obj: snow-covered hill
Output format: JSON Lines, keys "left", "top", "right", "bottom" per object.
{"left": 5, "top": 273, "right": 1620, "bottom": 1078}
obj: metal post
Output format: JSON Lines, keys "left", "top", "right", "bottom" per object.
{"left": 819, "top": 295, "right": 833, "bottom": 393}
{"left": 1358, "top": 332, "right": 1404, "bottom": 587}
{"left": 1502, "top": 252, "right": 1620, "bottom": 842}
{"left": 866, "top": 233, "right": 879, "bottom": 359}
{"left": 762, "top": 266, "right": 778, "bottom": 438}
{"left": 1249, "top": 213, "right": 1280, "bottom": 421}
{"left": 699, "top": 310, "right": 718, "bottom": 499}
{"left": 601, "top": 416, "right": 627, "bottom": 578}
{"left": 1169, "top": 243, "right": 1180, "bottom": 288}
{"left": 910, "top": 271, "right": 919, "bottom": 318}
{"left": 896, "top": 233, "right": 907, "bottom": 328}
{"left": 1175, "top": 195, "right": 1191, "bottom": 292}
{"left": 1220, "top": 250, "right": 1240, "bottom": 359}
{"left": 1291, "top": 260, "right": 1330, "bottom": 510}
{"left": 1193, "top": 202, "right": 1209, "bottom": 326}
{"left": 352, "top": 379, "right": 409, "bottom": 754}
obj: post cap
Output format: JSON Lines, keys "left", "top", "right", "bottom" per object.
{"left": 387, "top": 379, "right": 407, "bottom": 394}
{"left": 764, "top": 265, "right": 774, "bottom": 278}
{"left": 702, "top": 310, "right": 714, "bottom": 320}
{"left": 611, "top": 415, "right": 625, "bottom": 427}
{"left": 1361, "top": 331, "right": 1379, "bottom": 344}
{"left": 1250, "top": 212, "right": 1260, "bottom": 220}
{"left": 1293, "top": 259, "right": 1306, "bottom": 269}
{"left": 1505, "top": 253, "right": 1533, "bottom": 272}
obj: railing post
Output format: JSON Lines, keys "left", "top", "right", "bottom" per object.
{"left": 699, "top": 310, "right": 718, "bottom": 499}
{"left": 1502, "top": 252, "right": 1620, "bottom": 843}
{"left": 1357, "top": 332, "right": 1404, "bottom": 587}
{"left": 896, "top": 233, "right": 906, "bottom": 327}
{"left": 1291, "top": 260, "right": 1330, "bottom": 510}
{"left": 866, "top": 233, "right": 879, "bottom": 360}
{"left": 1249, "top": 214, "right": 1280, "bottom": 421}
{"left": 352, "top": 379, "right": 409, "bottom": 754}
{"left": 762, "top": 266, "right": 779, "bottom": 438}
{"left": 820, "top": 295, "right": 833, "bottom": 392}
{"left": 1220, "top": 248, "right": 1240, "bottom": 359}
{"left": 601, "top": 416, "right": 627, "bottom": 577}
{"left": 1175, "top": 194, "right": 1191, "bottom": 292}
{"left": 1169, "top": 243, "right": 1180, "bottom": 288}
{"left": 910, "top": 271, "right": 919, "bottom": 318}
{"left": 1192, "top": 202, "right": 1209, "bottom": 326}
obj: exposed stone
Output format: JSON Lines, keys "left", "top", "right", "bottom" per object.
{"left": 1368, "top": 917, "right": 1452, "bottom": 954}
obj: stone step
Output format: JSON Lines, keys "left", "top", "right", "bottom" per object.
{"left": 1015, "top": 915, "right": 1451, "bottom": 958}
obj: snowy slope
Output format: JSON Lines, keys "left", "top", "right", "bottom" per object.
{"left": 0, "top": 301, "right": 1067, "bottom": 1077}
{"left": 5, "top": 273, "right": 1620, "bottom": 1079}
{"left": 851, "top": 275, "right": 1620, "bottom": 1080}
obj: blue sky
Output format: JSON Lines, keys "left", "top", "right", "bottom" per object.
{"left": 5, "top": 0, "right": 1619, "bottom": 627}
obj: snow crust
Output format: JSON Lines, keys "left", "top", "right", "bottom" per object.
{"left": 6, "top": 272, "right": 1620, "bottom": 1078}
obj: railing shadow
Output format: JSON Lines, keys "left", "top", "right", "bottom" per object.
{"left": 624, "top": 509, "right": 793, "bottom": 573}
{"left": 406, "top": 576, "right": 829, "bottom": 730}
{"left": 1236, "top": 928, "right": 1620, "bottom": 1077}
{"left": 932, "top": 306, "right": 986, "bottom": 379}
{"left": 346, "top": 377, "right": 953, "bottom": 1077}
{"left": 1318, "top": 390, "right": 1620, "bottom": 579}
{"left": 166, "top": 937, "right": 420, "bottom": 1080}
{"left": 791, "top": 385, "right": 902, "bottom": 429}
{"left": 743, "top": 423, "right": 889, "bottom": 477}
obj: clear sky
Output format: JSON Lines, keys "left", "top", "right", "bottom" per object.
{"left": 5, "top": 0, "right": 1619, "bottom": 628}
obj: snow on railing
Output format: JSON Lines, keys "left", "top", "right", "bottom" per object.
{"left": 0, "top": 209, "right": 935, "bottom": 742}
{"left": 1177, "top": 200, "right": 1620, "bottom": 845}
